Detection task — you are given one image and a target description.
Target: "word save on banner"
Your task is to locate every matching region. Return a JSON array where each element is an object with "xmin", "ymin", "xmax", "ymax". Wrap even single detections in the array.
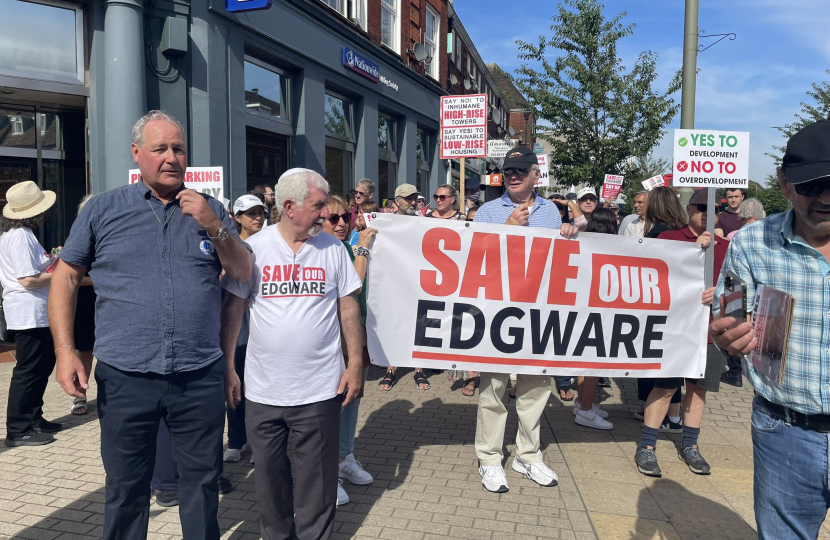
[
  {"xmin": 534, "ymin": 154, "xmax": 550, "ymax": 187},
  {"xmin": 601, "ymin": 174, "xmax": 624, "ymax": 199},
  {"xmin": 365, "ymin": 215, "xmax": 708, "ymax": 378},
  {"xmin": 440, "ymin": 94, "xmax": 487, "ymax": 159},
  {"xmin": 672, "ymin": 129, "xmax": 750, "ymax": 188},
  {"xmin": 129, "ymin": 167, "xmax": 225, "ymax": 201}
]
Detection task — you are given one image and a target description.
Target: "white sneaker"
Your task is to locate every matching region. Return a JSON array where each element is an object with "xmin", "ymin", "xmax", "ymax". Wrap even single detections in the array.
[
  {"xmin": 339, "ymin": 454, "xmax": 373, "ymax": 485},
  {"xmin": 573, "ymin": 402, "xmax": 609, "ymax": 419},
  {"xmin": 511, "ymin": 458, "xmax": 558, "ymax": 487},
  {"xmin": 336, "ymin": 479, "xmax": 349, "ymax": 506},
  {"xmin": 575, "ymin": 408, "xmax": 614, "ymax": 430},
  {"xmin": 223, "ymin": 445, "xmax": 246, "ymax": 463},
  {"xmin": 479, "ymin": 464, "xmax": 509, "ymax": 493},
  {"xmin": 248, "ymin": 454, "xmax": 255, "ymax": 466}
]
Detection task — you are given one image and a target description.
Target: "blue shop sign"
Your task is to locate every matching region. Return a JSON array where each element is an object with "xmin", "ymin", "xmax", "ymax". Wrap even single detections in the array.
[
  {"xmin": 226, "ymin": 0, "xmax": 272, "ymax": 12},
  {"xmin": 343, "ymin": 47, "xmax": 380, "ymax": 83}
]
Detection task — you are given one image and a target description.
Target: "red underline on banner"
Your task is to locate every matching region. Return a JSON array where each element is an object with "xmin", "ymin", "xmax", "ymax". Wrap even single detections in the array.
[
  {"xmin": 411, "ymin": 351, "xmax": 661, "ymax": 370},
  {"xmin": 262, "ymin": 294, "xmax": 325, "ymax": 298}
]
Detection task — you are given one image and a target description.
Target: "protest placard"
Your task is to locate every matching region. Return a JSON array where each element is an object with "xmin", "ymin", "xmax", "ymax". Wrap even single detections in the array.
[
  {"xmin": 601, "ymin": 174, "xmax": 624, "ymax": 199},
  {"xmin": 641, "ymin": 175, "xmax": 666, "ymax": 191},
  {"xmin": 440, "ymin": 94, "xmax": 487, "ymax": 159},
  {"xmin": 366, "ymin": 215, "xmax": 708, "ymax": 377},
  {"xmin": 672, "ymin": 129, "xmax": 750, "ymax": 188},
  {"xmin": 129, "ymin": 167, "xmax": 225, "ymax": 201},
  {"xmin": 534, "ymin": 154, "xmax": 550, "ymax": 187}
]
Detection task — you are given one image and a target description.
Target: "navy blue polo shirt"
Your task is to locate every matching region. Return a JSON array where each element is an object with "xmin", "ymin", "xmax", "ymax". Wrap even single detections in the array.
[{"xmin": 60, "ymin": 181, "xmax": 243, "ymax": 374}]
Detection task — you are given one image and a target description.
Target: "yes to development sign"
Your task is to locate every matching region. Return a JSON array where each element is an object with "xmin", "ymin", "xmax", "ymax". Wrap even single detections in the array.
[
  {"xmin": 129, "ymin": 167, "xmax": 225, "ymax": 201},
  {"xmin": 440, "ymin": 94, "xmax": 487, "ymax": 159},
  {"xmin": 672, "ymin": 130, "xmax": 750, "ymax": 188}
]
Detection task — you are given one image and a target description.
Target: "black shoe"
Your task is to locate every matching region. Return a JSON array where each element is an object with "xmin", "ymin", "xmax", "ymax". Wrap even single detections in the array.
[
  {"xmin": 658, "ymin": 416, "xmax": 683, "ymax": 434},
  {"xmin": 679, "ymin": 446, "xmax": 711, "ymax": 475},
  {"xmin": 634, "ymin": 447, "xmax": 662, "ymax": 477},
  {"xmin": 218, "ymin": 474, "xmax": 234, "ymax": 495},
  {"xmin": 153, "ymin": 488, "xmax": 179, "ymax": 507},
  {"xmin": 720, "ymin": 370, "xmax": 743, "ymax": 388},
  {"xmin": 37, "ymin": 420, "xmax": 63, "ymax": 434},
  {"xmin": 597, "ymin": 377, "xmax": 612, "ymax": 388},
  {"xmin": 5, "ymin": 431, "xmax": 55, "ymax": 447}
]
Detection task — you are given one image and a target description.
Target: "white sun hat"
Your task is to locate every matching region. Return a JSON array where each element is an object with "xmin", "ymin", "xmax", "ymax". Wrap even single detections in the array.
[{"xmin": 3, "ymin": 181, "xmax": 56, "ymax": 219}]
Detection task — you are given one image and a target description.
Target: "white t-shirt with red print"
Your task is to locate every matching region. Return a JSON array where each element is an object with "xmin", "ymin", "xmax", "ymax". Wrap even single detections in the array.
[{"xmin": 223, "ymin": 225, "xmax": 361, "ymax": 406}]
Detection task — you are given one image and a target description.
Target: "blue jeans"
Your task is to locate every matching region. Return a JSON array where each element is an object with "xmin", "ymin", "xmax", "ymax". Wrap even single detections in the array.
[
  {"xmin": 339, "ymin": 366, "xmax": 369, "ymax": 459},
  {"xmin": 752, "ymin": 398, "xmax": 830, "ymax": 540}
]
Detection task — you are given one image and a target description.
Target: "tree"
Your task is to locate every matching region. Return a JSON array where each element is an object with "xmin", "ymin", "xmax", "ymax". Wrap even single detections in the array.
[
  {"xmin": 754, "ymin": 175, "xmax": 791, "ymax": 215},
  {"xmin": 512, "ymin": 0, "xmax": 680, "ymax": 190},
  {"xmin": 618, "ymin": 153, "xmax": 671, "ymax": 214}
]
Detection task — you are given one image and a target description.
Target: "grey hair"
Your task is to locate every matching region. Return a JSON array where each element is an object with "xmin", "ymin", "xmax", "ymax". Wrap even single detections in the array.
[
  {"xmin": 738, "ymin": 197, "xmax": 766, "ymax": 221},
  {"xmin": 356, "ymin": 178, "xmax": 375, "ymax": 194},
  {"xmin": 132, "ymin": 110, "xmax": 186, "ymax": 146},
  {"xmin": 77, "ymin": 194, "xmax": 93, "ymax": 215},
  {"xmin": 531, "ymin": 164, "xmax": 540, "ymax": 172},
  {"xmin": 275, "ymin": 170, "xmax": 329, "ymax": 216}
]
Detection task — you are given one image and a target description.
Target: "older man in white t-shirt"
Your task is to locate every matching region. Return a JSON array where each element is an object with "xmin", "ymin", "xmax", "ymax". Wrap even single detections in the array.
[{"xmin": 221, "ymin": 169, "xmax": 363, "ymax": 540}]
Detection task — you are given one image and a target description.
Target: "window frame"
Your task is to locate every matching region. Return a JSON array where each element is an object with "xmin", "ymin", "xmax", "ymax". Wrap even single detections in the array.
[
  {"xmin": 324, "ymin": 90, "xmax": 355, "ymax": 142},
  {"xmin": 243, "ymin": 55, "xmax": 292, "ymax": 131},
  {"xmin": 380, "ymin": 0, "xmax": 400, "ymax": 53},
  {"xmin": 424, "ymin": 5, "xmax": 440, "ymax": 80}
]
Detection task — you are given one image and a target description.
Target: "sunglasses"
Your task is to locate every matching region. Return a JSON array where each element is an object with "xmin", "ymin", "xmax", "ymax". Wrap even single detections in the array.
[
  {"xmin": 401, "ymin": 194, "xmax": 419, "ymax": 202},
  {"xmin": 355, "ymin": 190, "xmax": 368, "ymax": 197},
  {"xmin": 327, "ymin": 212, "xmax": 351, "ymax": 225},
  {"xmin": 433, "ymin": 194, "xmax": 452, "ymax": 201},
  {"xmin": 503, "ymin": 167, "xmax": 531, "ymax": 177},
  {"xmin": 580, "ymin": 197, "xmax": 597, "ymax": 203},
  {"xmin": 693, "ymin": 204, "xmax": 708, "ymax": 213},
  {"xmin": 794, "ymin": 178, "xmax": 830, "ymax": 197}
]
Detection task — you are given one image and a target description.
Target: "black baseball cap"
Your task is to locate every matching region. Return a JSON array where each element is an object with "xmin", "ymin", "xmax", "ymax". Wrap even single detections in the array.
[
  {"xmin": 782, "ymin": 120, "xmax": 830, "ymax": 184},
  {"xmin": 502, "ymin": 146, "xmax": 538, "ymax": 169}
]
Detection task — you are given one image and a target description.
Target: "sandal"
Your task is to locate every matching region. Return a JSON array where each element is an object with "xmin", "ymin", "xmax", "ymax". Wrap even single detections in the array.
[
  {"xmin": 378, "ymin": 370, "xmax": 395, "ymax": 391},
  {"xmin": 558, "ymin": 388, "xmax": 574, "ymax": 401},
  {"xmin": 461, "ymin": 377, "xmax": 479, "ymax": 397},
  {"xmin": 414, "ymin": 370, "xmax": 430, "ymax": 390},
  {"xmin": 71, "ymin": 397, "xmax": 88, "ymax": 415}
]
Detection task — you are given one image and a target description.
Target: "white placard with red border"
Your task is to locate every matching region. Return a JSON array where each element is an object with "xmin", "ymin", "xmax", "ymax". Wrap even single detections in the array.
[
  {"xmin": 641, "ymin": 175, "xmax": 666, "ymax": 191},
  {"xmin": 440, "ymin": 94, "xmax": 487, "ymax": 159},
  {"xmin": 365, "ymin": 214, "xmax": 708, "ymax": 377},
  {"xmin": 601, "ymin": 174, "xmax": 624, "ymax": 199},
  {"xmin": 129, "ymin": 167, "xmax": 225, "ymax": 201},
  {"xmin": 534, "ymin": 154, "xmax": 550, "ymax": 187}
]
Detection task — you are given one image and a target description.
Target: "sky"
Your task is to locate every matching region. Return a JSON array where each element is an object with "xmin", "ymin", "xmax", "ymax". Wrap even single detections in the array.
[{"xmin": 453, "ymin": 0, "xmax": 830, "ymax": 186}]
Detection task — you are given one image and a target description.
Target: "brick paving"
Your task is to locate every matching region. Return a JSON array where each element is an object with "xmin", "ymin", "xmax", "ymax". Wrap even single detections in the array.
[{"xmin": 0, "ymin": 360, "xmax": 822, "ymax": 539}]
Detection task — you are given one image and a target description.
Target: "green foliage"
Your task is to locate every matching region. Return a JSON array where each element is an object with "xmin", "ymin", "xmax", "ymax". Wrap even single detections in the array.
[
  {"xmin": 618, "ymin": 154, "xmax": 671, "ymax": 214},
  {"xmin": 767, "ymin": 69, "xmax": 830, "ymax": 163},
  {"xmin": 512, "ymin": 0, "xmax": 679, "ymax": 190},
  {"xmin": 754, "ymin": 175, "xmax": 791, "ymax": 215}
]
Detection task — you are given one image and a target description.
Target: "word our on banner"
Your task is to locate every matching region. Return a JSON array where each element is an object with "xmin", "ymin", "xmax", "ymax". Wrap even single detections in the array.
[
  {"xmin": 534, "ymin": 154, "xmax": 550, "ymax": 187},
  {"xmin": 641, "ymin": 174, "xmax": 665, "ymax": 191},
  {"xmin": 365, "ymin": 214, "xmax": 709, "ymax": 378},
  {"xmin": 672, "ymin": 129, "xmax": 750, "ymax": 188},
  {"xmin": 601, "ymin": 174, "xmax": 624, "ymax": 199},
  {"xmin": 440, "ymin": 94, "xmax": 487, "ymax": 159},
  {"xmin": 129, "ymin": 167, "xmax": 225, "ymax": 201}
]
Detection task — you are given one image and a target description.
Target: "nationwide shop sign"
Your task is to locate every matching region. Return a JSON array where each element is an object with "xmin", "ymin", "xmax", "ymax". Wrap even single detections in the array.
[
  {"xmin": 343, "ymin": 47, "xmax": 380, "ymax": 83},
  {"xmin": 226, "ymin": 0, "xmax": 272, "ymax": 12},
  {"xmin": 129, "ymin": 167, "xmax": 225, "ymax": 201},
  {"xmin": 534, "ymin": 154, "xmax": 550, "ymax": 187},
  {"xmin": 366, "ymin": 215, "xmax": 708, "ymax": 377},
  {"xmin": 601, "ymin": 174, "xmax": 624, "ymax": 199},
  {"xmin": 672, "ymin": 129, "xmax": 750, "ymax": 188},
  {"xmin": 641, "ymin": 175, "xmax": 666, "ymax": 191},
  {"xmin": 440, "ymin": 94, "xmax": 487, "ymax": 159}
]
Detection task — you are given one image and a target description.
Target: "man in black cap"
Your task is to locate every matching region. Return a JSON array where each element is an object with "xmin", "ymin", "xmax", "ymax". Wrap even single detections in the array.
[
  {"xmin": 473, "ymin": 146, "xmax": 578, "ymax": 493},
  {"xmin": 711, "ymin": 120, "xmax": 830, "ymax": 539}
]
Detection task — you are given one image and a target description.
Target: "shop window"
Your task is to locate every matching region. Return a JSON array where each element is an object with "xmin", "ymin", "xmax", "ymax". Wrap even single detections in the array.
[
  {"xmin": 325, "ymin": 91, "xmax": 355, "ymax": 198},
  {"xmin": 378, "ymin": 114, "xmax": 398, "ymax": 199},
  {"xmin": 378, "ymin": 115, "xmax": 394, "ymax": 150},
  {"xmin": 0, "ymin": 109, "xmax": 35, "ymax": 148},
  {"xmin": 246, "ymin": 126, "xmax": 289, "ymax": 193},
  {"xmin": 424, "ymin": 6, "xmax": 439, "ymax": 80},
  {"xmin": 381, "ymin": 0, "xmax": 399, "ymax": 52},
  {"xmin": 416, "ymin": 129, "xmax": 431, "ymax": 195},
  {"xmin": 244, "ymin": 58, "xmax": 289, "ymax": 123},
  {"xmin": 325, "ymin": 94, "xmax": 352, "ymax": 139},
  {"xmin": 0, "ymin": 0, "xmax": 84, "ymax": 85}
]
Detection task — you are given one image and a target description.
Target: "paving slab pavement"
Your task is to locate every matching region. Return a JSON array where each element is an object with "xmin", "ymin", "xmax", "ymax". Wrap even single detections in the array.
[{"xmin": 0, "ymin": 360, "xmax": 814, "ymax": 539}]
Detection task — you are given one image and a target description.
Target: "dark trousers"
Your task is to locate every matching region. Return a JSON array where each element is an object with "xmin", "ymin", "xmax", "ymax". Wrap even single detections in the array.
[
  {"xmin": 151, "ymin": 419, "xmax": 179, "ymax": 492},
  {"xmin": 725, "ymin": 353, "xmax": 742, "ymax": 375},
  {"xmin": 247, "ymin": 396, "xmax": 341, "ymax": 540},
  {"xmin": 638, "ymin": 378, "xmax": 681, "ymax": 404},
  {"xmin": 226, "ymin": 344, "xmax": 247, "ymax": 449},
  {"xmin": 6, "ymin": 327, "xmax": 55, "ymax": 437},
  {"xmin": 553, "ymin": 376, "xmax": 572, "ymax": 391},
  {"xmin": 95, "ymin": 359, "xmax": 226, "ymax": 540}
]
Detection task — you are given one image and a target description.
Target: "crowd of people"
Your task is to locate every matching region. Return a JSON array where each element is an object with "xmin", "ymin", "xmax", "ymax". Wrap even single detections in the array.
[{"xmin": 0, "ymin": 109, "xmax": 828, "ymax": 540}]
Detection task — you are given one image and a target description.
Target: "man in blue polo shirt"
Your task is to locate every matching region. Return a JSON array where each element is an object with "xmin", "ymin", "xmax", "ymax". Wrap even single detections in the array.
[
  {"xmin": 473, "ymin": 146, "xmax": 578, "ymax": 493},
  {"xmin": 47, "ymin": 110, "xmax": 252, "ymax": 540}
]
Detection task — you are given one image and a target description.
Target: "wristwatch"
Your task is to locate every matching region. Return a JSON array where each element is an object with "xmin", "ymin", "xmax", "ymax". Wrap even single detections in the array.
[{"xmin": 208, "ymin": 225, "xmax": 230, "ymax": 242}]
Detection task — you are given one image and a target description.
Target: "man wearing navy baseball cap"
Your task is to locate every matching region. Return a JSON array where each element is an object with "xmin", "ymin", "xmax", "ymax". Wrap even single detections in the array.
[{"xmin": 711, "ymin": 120, "xmax": 830, "ymax": 539}]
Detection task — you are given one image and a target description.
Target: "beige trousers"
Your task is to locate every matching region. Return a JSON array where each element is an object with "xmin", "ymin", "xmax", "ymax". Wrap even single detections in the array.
[{"xmin": 475, "ymin": 373, "xmax": 551, "ymax": 466}]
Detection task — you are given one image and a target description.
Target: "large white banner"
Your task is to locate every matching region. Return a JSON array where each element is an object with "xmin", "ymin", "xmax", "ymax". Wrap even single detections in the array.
[{"xmin": 366, "ymin": 215, "xmax": 708, "ymax": 378}]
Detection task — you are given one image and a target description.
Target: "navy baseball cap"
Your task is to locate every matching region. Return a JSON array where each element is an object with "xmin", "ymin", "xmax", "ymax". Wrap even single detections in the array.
[
  {"xmin": 502, "ymin": 146, "xmax": 538, "ymax": 169},
  {"xmin": 782, "ymin": 120, "xmax": 830, "ymax": 184}
]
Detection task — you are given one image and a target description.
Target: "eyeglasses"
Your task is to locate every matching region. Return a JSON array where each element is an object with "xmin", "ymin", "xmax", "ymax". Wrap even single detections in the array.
[
  {"xmin": 580, "ymin": 197, "xmax": 597, "ymax": 203},
  {"xmin": 327, "ymin": 213, "xmax": 351, "ymax": 225},
  {"xmin": 355, "ymin": 190, "xmax": 368, "ymax": 197},
  {"xmin": 401, "ymin": 194, "xmax": 419, "ymax": 203},
  {"xmin": 503, "ymin": 167, "xmax": 530, "ymax": 177},
  {"xmin": 693, "ymin": 204, "xmax": 707, "ymax": 213},
  {"xmin": 433, "ymin": 194, "xmax": 452, "ymax": 201},
  {"xmin": 794, "ymin": 178, "xmax": 830, "ymax": 197}
]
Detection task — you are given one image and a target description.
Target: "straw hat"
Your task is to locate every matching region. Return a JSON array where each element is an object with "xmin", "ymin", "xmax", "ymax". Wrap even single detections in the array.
[{"xmin": 3, "ymin": 181, "xmax": 56, "ymax": 219}]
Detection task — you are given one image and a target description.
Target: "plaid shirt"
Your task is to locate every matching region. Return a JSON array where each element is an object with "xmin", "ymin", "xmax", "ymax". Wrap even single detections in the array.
[{"xmin": 714, "ymin": 210, "xmax": 830, "ymax": 414}]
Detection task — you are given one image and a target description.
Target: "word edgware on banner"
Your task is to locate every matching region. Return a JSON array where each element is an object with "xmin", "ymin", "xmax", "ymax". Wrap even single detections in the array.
[{"xmin": 366, "ymin": 215, "xmax": 708, "ymax": 378}]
